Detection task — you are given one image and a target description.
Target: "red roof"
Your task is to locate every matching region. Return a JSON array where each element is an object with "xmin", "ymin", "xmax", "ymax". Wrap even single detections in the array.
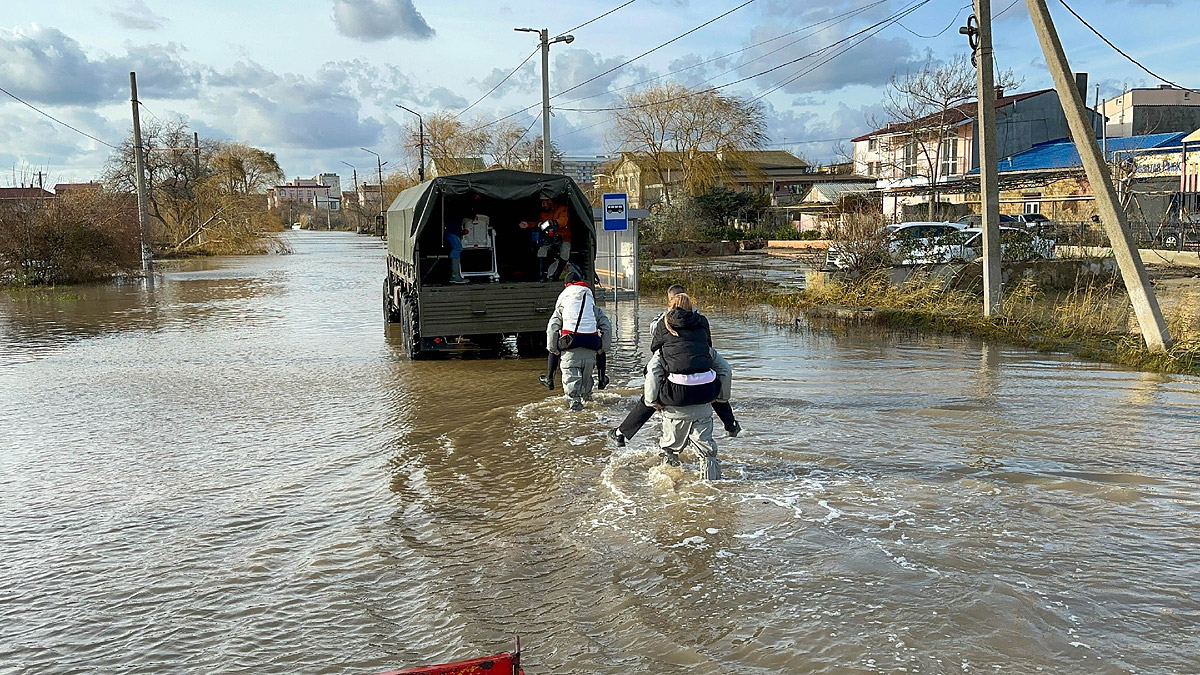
[
  {"xmin": 851, "ymin": 89, "xmax": 1053, "ymax": 142},
  {"xmin": 0, "ymin": 187, "xmax": 55, "ymax": 200}
]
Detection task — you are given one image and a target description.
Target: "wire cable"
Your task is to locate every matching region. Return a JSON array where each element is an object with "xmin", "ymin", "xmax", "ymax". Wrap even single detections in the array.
[
  {"xmin": 995, "ymin": 0, "xmax": 1020, "ymax": 18},
  {"xmin": 0, "ymin": 84, "xmax": 119, "ymax": 149},
  {"xmin": 556, "ymin": 0, "xmax": 640, "ymax": 37},
  {"xmin": 552, "ymin": 0, "xmax": 762, "ymax": 100},
  {"xmin": 560, "ymin": 0, "xmax": 889, "ymax": 105},
  {"xmin": 555, "ymin": 0, "xmax": 930, "ymax": 113},
  {"xmin": 465, "ymin": 0, "xmax": 761, "ymax": 134},
  {"xmin": 896, "ymin": 3, "xmax": 970, "ymax": 39},
  {"xmin": 453, "ymin": 47, "xmax": 539, "ymax": 120},
  {"xmin": 1057, "ymin": 0, "xmax": 1197, "ymax": 93}
]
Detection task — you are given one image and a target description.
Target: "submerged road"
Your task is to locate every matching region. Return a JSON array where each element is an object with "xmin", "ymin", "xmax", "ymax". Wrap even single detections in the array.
[{"xmin": 1, "ymin": 231, "xmax": 1198, "ymax": 674}]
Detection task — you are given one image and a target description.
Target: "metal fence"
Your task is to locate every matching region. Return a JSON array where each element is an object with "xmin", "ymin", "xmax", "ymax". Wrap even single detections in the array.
[{"xmin": 1044, "ymin": 220, "xmax": 1200, "ymax": 251}]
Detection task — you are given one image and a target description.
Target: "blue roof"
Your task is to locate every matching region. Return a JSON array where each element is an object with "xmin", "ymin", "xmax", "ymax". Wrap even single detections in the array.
[{"xmin": 969, "ymin": 132, "xmax": 1188, "ymax": 174}]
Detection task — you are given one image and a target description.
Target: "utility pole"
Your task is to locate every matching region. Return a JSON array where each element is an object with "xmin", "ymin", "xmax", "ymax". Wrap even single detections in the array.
[
  {"xmin": 129, "ymin": 71, "xmax": 153, "ymax": 272},
  {"xmin": 965, "ymin": 1, "xmax": 1003, "ymax": 315},
  {"xmin": 194, "ymin": 131, "xmax": 201, "ymax": 173},
  {"xmin": 516, "ymin": 27, "xmax": 574, "ymax": 174},
  {"xmin": 342, "ymin": 161, "xmax": 360, "ymax": 232},
  {"xmin": 1025, "ymin": 0, "xmax": 1172, "ymax": 351},
  {"xmin": 396, "ymin": 104, "xmax": 425, "ymax": 182}
]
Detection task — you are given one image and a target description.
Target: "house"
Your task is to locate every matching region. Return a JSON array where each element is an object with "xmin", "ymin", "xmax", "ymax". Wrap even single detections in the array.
[
  {"xmin": 0, "ymin": 187, "xmax": 55, "ymax": 201},
  {"xmin": 789, "ymin": 181, "xmax": 878, "ymax": 233},
  {"xmin": 605, "ymin": 150, "xmax": 817, "ymax": 209},
  {"xmin": 852, "ymin": 82, "xmax": 1104, "ymax": 220},
  {"xmin": 426, "ymin": 157, "xmax": 487, "ymax": 179},
  {"xmin": 1100, "ymin": 85, "xmax": 1200, "ymax": 138},
  {"xmin": 53, "ymin": 182, "xmax": 102, "ymax": 196},
  {"xmin": 945, "ymin": 131, "xmax": 1191, "ymax": 224},
  {"xmin": 267, "ymin": 175, "xmax": 340, "ymax": 211}
]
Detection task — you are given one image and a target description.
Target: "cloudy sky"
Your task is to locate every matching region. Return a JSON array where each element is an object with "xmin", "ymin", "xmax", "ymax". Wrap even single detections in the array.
[{"xmin": 2, "ymin": 0, "xmax": 1195, "ymax": 188}]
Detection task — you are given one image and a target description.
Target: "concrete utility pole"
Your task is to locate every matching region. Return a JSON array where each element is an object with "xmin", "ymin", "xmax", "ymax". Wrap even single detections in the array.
[
  {"xmin": 361, "ymin": 147, "xmax": 387, "ymax": 236},
  {"xmin": 1025, "ymin": 0, "xmax": 1172, "ymax": 351},
  {"xmin": 129, "ymin": 71, "xmax": 153, "ymax": 272},
  {"xmin": 974, "ymin": 0, "xmax": 1003, "ymax": 315},
  {"xmin": 516, "ymin": 27, "xmax": 574, "ymax": 174}
]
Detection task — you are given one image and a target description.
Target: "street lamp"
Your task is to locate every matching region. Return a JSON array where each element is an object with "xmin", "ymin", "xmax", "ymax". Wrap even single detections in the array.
[
  {"xmin": 361, "ymin": 147, "xmax": 388, "ymax": 235},
  {"xmin": 515, "ymin": 27, "xmax": 574, "ymax": 174},
  {"xmin": 340, "ymin": 161, "xmax": 361, "ymax": 231},
  {"xmin": 395, "ymin": 104, "xmax": 425, "ymax": 182}
]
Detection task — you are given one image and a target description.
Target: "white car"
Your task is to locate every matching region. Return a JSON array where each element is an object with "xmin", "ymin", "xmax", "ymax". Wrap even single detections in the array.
[
  {"xmin": 825, "ymin": 221, "xmax": 966, "ymax": 269},
  {"xmin": 930, "ymin": 226, "xmax": 1057, "ymax": 262}
]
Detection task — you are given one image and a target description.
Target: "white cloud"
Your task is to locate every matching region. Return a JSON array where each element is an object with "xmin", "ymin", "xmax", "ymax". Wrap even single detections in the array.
[
  {"xmin": 106, "ymin": 0, "xmax": 169, "ymax": 31},
  {"xmin": 331, "ymin": 0, "xmax": 435, "ymax": 42}
]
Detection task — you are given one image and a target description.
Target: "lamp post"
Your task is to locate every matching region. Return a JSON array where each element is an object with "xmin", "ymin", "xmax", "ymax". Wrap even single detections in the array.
[
  {"xmin": 340, "ymin": 161, "xmax": 360, "ymax": 232},
  {"xmin": 515, "ymin": 27, "xmax": 574, "ymax": 174},
  {"xmin": 361, "ymin": 148, "xmax": 388, "ymax": 236},
  {"xmin": 395, "ymin": 104, "xmax": 425, "ymax": 182}
]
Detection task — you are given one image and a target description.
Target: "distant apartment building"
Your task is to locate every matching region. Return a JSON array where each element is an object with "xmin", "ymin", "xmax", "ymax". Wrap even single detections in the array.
[
  {"xmin": 559, "ymin": 155, "xmax": 614, "ymax": 186},
  {"xmin": 1100, "ymin": 85, "xmax": 1200, "ymax": 138},
  {"xmin": 268, "ymin": 175, "xmax": 341, "ymax": 211}
]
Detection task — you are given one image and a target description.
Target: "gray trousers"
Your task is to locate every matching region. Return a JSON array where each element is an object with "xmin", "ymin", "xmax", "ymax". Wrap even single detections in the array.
[
  {"xmin": 660, "ymin": 411, "xmax": 720, "ymax": 480},
  {"xmin": 560, "ymin": 348, "xmax": 596, "ymax": 404}
]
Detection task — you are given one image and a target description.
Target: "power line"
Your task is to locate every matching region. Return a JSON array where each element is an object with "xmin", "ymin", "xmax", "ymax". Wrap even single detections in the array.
[
  {"xmin": 552, "ymin": 0, "xmax": 762, "ymax": 100},
  {"xmin": 453, "ymin": 47, "xmax": 539, "ymax": 120},
  {"xmin": 0, "ymin": 84, "xmax": 119, "ymax": 149},
  {"xmin": 560, "ymin": 0, "xmax": 890, "ymax": 105},
  {"xmin": 1057, "ymin": 0, "xmax": 1197, "ymax": 93},
  {"xmin": 501, "ymin": 115, "xmax": 542, "ymax": 158},
  {"xmin": 896, "ymin": 3, "xmax": 970, "ymax": 39},
  {"xmin": 746, "ymin": 0, "xmax": 931, "ymax": 103},
  {"xmin": 995, "ymin": 0, "xmax": 1020, "ymax": 18},
  {"xmin": 556, "ymin": 0, "xmax": 640, "ymax": 37},
  {"xmin": 555, "ymin": 0, "xmax": 930, "ymax": 113},
  {"xmin": 462, "ymin": 0, "xmax": 760, "ymax": 134}
]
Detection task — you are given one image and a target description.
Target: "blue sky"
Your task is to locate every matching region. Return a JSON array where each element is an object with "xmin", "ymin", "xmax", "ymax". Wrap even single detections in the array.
[{"xmin": 1, "ymin": 0, "xmax": 1195, "ymax": 188}]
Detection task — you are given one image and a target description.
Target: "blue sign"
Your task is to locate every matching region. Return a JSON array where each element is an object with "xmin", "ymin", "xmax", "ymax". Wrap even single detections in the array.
[{"xmin": 602, "ymin": 193, "xmax": 628, "ymax": 231}]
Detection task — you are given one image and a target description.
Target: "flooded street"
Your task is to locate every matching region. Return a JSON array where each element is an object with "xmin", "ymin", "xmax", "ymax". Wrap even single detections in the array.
[{"xmin": 2, "ymin": 231, "xmax": 1199, "ymax": 674}]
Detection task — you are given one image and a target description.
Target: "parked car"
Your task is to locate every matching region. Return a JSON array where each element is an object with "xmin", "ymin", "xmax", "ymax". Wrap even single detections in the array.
[
  {"xmin": 929, "ymin": 226, "xmax": 1056, "ymax": 262},
  {"xmin": 1010, "ymin": 213, "xmax": 1050, "ymax": 227},
  {"xmin": 825, "ymin": 221, "xmax": 966, "ymax": 269},
  {"xmin": 954, "ymin": 213, "xmax": 1018, "ymax": 227}
]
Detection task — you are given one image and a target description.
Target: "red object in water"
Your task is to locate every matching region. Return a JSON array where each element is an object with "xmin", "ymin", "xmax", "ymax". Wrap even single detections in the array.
[{"xmin": 375, "ymin": 639, "xmax": 523, "ymax": 675}]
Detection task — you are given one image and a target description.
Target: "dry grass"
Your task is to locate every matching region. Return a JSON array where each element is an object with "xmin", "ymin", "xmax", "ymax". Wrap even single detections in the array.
[{"xmin": 645, "ymin": 265, "xmax": 1200, "ymax": 375}]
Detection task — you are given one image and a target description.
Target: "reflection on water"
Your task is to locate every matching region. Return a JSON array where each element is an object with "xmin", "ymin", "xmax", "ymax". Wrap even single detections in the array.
[{"xmin": 2, "ymin": 232, "xmax": 1199, "ymax": 674}]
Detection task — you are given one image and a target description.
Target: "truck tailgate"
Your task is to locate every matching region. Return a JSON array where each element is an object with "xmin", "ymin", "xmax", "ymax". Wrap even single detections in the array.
[{"xmin": 419, "ymin": 283, "xmax": 561, "ymax": 335}]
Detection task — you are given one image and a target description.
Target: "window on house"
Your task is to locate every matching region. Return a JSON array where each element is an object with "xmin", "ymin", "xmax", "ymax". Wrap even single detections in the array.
[
  {"xmin": 903, "ymin": 139, "xmax": 919, "ymax": 177},
  {"xmin": 868, "ymin": 138, "xmax": 878, "ymax": 151},
  {"xmin": 940, "ymin": 137, "xmax": 959, "ymax": 176},
  {"xmin": 1024, "ymin": 201, "xmax": 1041, "ymax": 214}
]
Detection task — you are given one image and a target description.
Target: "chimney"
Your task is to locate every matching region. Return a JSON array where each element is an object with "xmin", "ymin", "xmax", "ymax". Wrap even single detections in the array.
[
  {"xmin": 994, "ymin": 86, "xmax": 1005, "ymax": 100},
  {"xmin": 1074, "ymin": 72, "xmax": 1088, "ymax": 104}
]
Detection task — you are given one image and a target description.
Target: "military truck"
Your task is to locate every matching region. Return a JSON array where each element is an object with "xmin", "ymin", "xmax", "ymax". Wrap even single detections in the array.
[{"xmin": 384, "ymin": 169, "xmax": 596, "ymax": 358}]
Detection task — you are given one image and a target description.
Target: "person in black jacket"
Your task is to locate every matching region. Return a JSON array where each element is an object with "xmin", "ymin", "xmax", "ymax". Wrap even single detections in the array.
[{"xmin": 608, "ymin": 288, "xmax": 739, "ymax": 447}]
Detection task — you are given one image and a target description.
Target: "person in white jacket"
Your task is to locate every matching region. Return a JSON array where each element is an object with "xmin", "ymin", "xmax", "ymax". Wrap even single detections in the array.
[
  {"xmin": 643, "ymin": 348, "xmax": 732, "ymax": 480},
  {"xmin": 544, "ymin": 269, "xmax": 612, "ymax": 411}
]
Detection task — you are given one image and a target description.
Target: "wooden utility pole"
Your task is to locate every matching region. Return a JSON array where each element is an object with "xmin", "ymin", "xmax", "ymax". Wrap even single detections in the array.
[
  {"xmin": 974, "ymin": 0, "xmax": 1003, "ymax": 316},
  {"xmin": 129, "ymin": 72, "xmax": 153, "ymax": 272},
  {"xmin": 1025, "ymin": 0, "xmax": 1172, "ymax": 351}
]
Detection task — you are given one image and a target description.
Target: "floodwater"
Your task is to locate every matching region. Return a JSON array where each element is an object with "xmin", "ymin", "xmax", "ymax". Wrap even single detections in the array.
[{"xmin": 2, "ymin": 232, "xmax": 1198, "ymax": 674}]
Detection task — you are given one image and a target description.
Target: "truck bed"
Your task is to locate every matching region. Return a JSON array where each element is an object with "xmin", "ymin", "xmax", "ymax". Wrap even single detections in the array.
[{"xmin": 418, "ymin": 282, "xmax": 562, "ymax": 336}]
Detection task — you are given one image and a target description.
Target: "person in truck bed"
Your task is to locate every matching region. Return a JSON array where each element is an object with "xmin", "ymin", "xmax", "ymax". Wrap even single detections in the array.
[{"xmin": 520, "ymin": 197, "xmax": 571, "ymax": 282}]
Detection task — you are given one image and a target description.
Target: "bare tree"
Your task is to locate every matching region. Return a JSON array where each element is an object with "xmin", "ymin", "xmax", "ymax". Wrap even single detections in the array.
[
  {"xmin": 403, "ymin": 112, "xmax": 489, "ymax": 176},
  {"xmin": 609, "ymin": 84, "xmax": 768, "ymax": 205},
  {"xmin": 875, "ymin": 54, "xmax": 1020, "ymax": 219}
]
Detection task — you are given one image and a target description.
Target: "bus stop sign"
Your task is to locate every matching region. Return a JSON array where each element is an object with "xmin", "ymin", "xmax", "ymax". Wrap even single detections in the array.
[{"xmin": 602, "ymin": 193, "xmax": 628, "ymax": 231}]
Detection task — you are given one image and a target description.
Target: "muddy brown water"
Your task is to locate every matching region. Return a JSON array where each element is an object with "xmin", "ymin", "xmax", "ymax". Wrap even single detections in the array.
[{"xmin": 2, "ymin": 232, "xmax": 1198, "ymax": 674}]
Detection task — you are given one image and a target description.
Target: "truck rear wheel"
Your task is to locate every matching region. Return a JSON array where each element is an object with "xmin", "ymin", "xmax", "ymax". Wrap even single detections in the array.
[{"xmin": 399, "ymin": 292, "xmax": 422, "ymax": 359}]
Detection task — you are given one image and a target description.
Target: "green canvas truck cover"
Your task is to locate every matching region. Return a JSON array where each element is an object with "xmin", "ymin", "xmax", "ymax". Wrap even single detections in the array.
[{"xmin": 386, "ymin": 168, "xmax": 595, "ymax": 265}]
